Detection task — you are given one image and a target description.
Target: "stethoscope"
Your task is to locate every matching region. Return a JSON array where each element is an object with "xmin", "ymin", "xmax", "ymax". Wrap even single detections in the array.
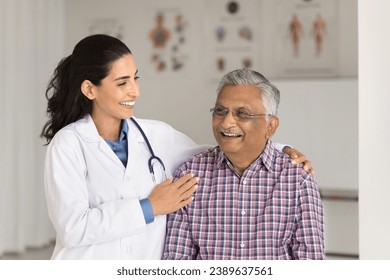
[{"xmin": 130, "ymin": 118, "xmax": 167, "ymax": 184}]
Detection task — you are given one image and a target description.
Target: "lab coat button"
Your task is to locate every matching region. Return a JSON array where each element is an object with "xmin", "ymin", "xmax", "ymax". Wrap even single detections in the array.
[
  {"xmin": 127, "ymin": 246, "xmax": 132, "ymax": 253},
  {"xmin": 126, "ymin": 176, "xmax": 131, "ymax": 181}
]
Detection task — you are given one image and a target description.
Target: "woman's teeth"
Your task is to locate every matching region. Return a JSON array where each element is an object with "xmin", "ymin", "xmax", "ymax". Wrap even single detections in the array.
[{"xmin": 120, "ymin": 101, "xmax": 135, "ymax": 106}]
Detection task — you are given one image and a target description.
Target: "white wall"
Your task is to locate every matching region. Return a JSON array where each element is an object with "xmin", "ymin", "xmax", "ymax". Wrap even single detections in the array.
[
  {"xmin": 359, "ymin": 0, "xmax": 390, "ymax": 260},
  {"xmin": 273, "ymin": 79, "xmax": 358, "ymax": 190}
]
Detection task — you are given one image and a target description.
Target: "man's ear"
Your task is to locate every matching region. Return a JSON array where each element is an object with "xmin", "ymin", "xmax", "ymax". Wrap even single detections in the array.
[
  {"xmin": 81, "ymin": 80, "xmax": 95, "ymax": 100},
  {"xmin": 266, "ymin": 116, "xmax": 279, "ymax": 139}
]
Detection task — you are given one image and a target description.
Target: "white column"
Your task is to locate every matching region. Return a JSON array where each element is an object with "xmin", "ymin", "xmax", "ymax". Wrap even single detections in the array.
[{"xmin": 359, "ymin": 0, "xmax": 390, "ymax": 259}]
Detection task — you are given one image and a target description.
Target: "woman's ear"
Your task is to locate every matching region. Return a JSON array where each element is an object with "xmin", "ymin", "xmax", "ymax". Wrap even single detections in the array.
[
  {"xmin": 266, "ymin": 116, "xmax": 279, "ymax": 139},
  {"xmin": 81, "ymin": 80, "xmax": 95, "ymax": 100}
]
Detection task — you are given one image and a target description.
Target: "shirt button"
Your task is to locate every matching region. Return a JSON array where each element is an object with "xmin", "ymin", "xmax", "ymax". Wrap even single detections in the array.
[
  {"xmin": 242, "ymin": 179, "xmax": 247, "ymax": 185},
  {"xmin": 241, "ymin": 210, "xmax": 246, "ymax": 215},
  {"xmin": 240, "ymin": 243, "xmax": 245, "ymax": 248}
]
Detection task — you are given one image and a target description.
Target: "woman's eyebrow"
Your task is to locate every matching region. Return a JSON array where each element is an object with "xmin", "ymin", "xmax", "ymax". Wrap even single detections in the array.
[
  {"xmin": 114, "ymin": 69, "xmax": 138, "ymax": 81},
  {"xmin": 114, "ymin": 75, "xmax": 130, "ymax": 81}
]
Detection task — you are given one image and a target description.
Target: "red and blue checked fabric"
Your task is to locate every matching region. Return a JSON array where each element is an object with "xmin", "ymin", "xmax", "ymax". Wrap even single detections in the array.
[{"xmin": 163, "ymin": 140, "xmax": 325, "ymax": 260}]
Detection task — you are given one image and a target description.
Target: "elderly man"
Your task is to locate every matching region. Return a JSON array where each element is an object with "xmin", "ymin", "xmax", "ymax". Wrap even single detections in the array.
[{"xmin": 163, "ymin": 69, "xmax": 324, "ymax": 260}]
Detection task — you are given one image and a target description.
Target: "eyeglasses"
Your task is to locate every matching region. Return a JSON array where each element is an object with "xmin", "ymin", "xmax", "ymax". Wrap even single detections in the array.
[{"xmin": 210, "ymin": 106, "xmax": 273, "ymax": 121}]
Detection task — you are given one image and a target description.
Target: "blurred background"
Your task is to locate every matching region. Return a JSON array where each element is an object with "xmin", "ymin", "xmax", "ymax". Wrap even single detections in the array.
[{"xmin": 0, "ymin": 0, "xmax": 389, "ymax": 260}]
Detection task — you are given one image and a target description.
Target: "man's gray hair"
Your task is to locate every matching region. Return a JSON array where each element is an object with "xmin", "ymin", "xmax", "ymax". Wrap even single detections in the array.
[{"xmin": 216, "ymin": 69, "xmax": 280, "ymax": 116}]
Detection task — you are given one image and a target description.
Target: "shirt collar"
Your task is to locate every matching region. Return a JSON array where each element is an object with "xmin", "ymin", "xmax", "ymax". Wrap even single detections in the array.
[
  {"xmin": 258, "ymin": 140, "xmax": 275, "ymax": 171},
  {"xmin": 215, "ymin": 147, "xmax": 226, "ymax": 169},
  {"xmin": 119, "ymin": 119, "xmax": 128, "ymax": 141},
  {"xmin": 215, "ymin": 140, "xmax": 276, "ymax": 172},
  {"xmin": 75, "ymin": 114, "xmax": 130, "ymax": 143},
  {"xmin": 103, "ymin": 119, "xmax": 128, "ymax": 145}
]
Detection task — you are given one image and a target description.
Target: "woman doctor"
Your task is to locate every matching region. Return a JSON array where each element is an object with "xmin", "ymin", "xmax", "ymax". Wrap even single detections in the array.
[{"xmin": 41, "ymin": 34, "xmax": 313, "ymax": 260}]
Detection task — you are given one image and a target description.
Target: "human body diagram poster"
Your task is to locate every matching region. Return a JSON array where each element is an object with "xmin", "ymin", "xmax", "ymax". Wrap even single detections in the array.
[
  {"xmin": 144, "ymin": 6, "xmax": 190, "ymax": 75},
  {"xmin": 275, "ymin": 0, "xmax": 338, "ymax": 78},
  {"xmin": 84, "ymin": 0, "xmax": 341, "ymax": 79},
  {"xmin": 203, "ymin": 0, "xmax": 260, "ymax": 82}
]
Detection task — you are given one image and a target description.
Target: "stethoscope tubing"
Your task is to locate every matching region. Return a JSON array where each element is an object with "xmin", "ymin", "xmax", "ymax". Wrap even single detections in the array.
[{"xmin": 130, "ymin": 117, "xmax": 166, "ymax": 178}]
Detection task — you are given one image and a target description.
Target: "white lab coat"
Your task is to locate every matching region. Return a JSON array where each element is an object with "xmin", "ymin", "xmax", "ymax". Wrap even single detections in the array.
[{"xmin": 44, "ymin": 114, "xmax": 205, "ymax": 259}]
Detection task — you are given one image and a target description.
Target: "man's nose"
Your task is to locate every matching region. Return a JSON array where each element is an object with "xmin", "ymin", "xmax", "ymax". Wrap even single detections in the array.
[{"xmin": 220, "ymin": 110, "xmax": 237, "ymax": 127}]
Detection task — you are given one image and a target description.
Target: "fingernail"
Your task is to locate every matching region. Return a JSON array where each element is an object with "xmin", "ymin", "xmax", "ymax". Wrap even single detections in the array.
[
  {"xmin": 291, "ymin": 160, "xmax": 296, "ymax": 164},
  {"xmin": 194, "ymin": 185, "xmax": 198, "ymax": 190},
  {"xmin": 196, "ymin": 177, "xmax": 200, "ymax": 182}
]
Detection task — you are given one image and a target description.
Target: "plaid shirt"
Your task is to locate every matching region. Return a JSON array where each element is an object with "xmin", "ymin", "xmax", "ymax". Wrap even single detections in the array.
[{"xmin": 163, "ymin": 140, "xmax": 325, "ymax": 260}]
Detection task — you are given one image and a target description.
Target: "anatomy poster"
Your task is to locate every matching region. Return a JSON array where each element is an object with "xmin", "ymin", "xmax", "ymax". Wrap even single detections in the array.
[
  {"xmin": 203, "ymin": 0, "xmax": 260, "ymax": 82},
  {"xmin": 275, "ymin": 0, "xmax": 338, "ymax": 78},
  {"xmin": 143, "ymin": 6, "xmax": 190, "ymax": 75}
]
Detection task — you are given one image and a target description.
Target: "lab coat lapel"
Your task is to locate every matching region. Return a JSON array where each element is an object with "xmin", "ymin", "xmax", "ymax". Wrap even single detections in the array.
[
  {"xmin": 98, "ymin": 140, "xmax": 125, "ymax": 169},
  {"xmin": 76, "ymin": 114, "xmax": 125, "ymax": 170}
]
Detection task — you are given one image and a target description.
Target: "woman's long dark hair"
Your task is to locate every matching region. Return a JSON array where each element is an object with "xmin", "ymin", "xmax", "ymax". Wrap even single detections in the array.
[{"xmin": 40, "ymin": 34, "xmax": 132, "ymax": 144}]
